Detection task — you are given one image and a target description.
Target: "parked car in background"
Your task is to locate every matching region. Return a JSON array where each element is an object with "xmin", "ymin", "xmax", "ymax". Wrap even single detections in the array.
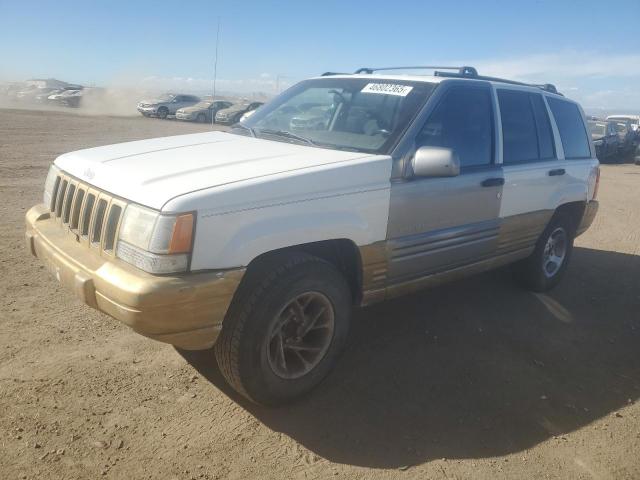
[
  {"xmin": 635, "ymin": 144, "xmax": 640, "ymax": 165},
  {"xmin": 176, "ymin": 99, "xmax": 233, "ymax": 123},
  {"xmin": 588, "ymin": 120, "xmax": 620, "ymax": 163},
  {"xmin": 137, "ymin": 94, "xmax": 200, "ymax": 119},
  {"xmin": 59, "ymin": 89, "xmax": 86, "ymax": 107},
  {"xmin": 35, "ymin": 88, "xmax": 63, "ymax": 103},
  {"xmin": 607, "ymin": 114, "xmax": 640, "ymax": 132},
  {"xmin": 611, "ymin": 119, "xmax": 636, "ymax": 156},
  {"xmin": 48, "ymin": 88, "xmax": 83, "ymax": 104},
  {"xmin": 215, "ymin": 101, "xmax": 263, "ymax": 124}
]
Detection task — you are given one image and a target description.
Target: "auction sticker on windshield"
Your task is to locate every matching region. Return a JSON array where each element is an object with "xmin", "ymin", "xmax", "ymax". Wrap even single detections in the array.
[{"xmin": 361, "ymin": 83, "xmax": 414, "ymax": 96}]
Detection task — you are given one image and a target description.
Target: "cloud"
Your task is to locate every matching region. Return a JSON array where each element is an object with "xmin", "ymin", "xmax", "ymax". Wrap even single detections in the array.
[
  {"xmin": 472, "ymin": 51, "xmax": 640, "ymax": 81},
  {"xmin": 468, "ymin": 51, "xmax": 640, "ymax": 110}
]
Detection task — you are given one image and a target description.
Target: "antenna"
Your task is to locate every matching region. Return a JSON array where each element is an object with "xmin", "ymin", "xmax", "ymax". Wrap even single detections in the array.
[{"xmin": 211, "ymin": 17, "xmax": 221, "ymax": 128}]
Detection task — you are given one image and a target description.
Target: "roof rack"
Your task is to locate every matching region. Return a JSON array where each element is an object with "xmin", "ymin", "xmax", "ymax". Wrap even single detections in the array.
[
  {"xmin": 328, "ymin": 65, "xmax": 561, "ymax": 95},
  {"xmin": 321, "ymin": 72, "xmax": 349, "ymax": 76},
  {"xmin": 354, "ymin": 66, "xmax": 478, "ymax": 76},
  {"xmin": 432, "ymin": 69, "xmax": 562, "ymax": 95}
]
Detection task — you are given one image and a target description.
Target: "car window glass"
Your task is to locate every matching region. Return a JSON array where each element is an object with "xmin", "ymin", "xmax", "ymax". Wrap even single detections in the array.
[
  {"xmin": 531, "ymin": 94, "xmax": 555, "ymax": 159},
  {"xmin": 498, "ymin": 90, "xmax": 539, "ymax": 164},
  {"xmin": 547, "ymin": 97, "xmax": 590, "ymax": 159},
  {"xmin": 415, "ymin": 86, "xmax": 493, "ymax": 168}
]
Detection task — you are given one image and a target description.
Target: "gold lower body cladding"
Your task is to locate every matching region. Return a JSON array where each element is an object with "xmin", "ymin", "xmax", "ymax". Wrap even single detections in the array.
[{"xmin": 25, "ymin": 204, "xmax": 244, "ymax": 350}]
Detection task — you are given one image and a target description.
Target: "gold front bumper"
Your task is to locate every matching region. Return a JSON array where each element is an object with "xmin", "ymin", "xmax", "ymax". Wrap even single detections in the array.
[{"xmin": 25, "ymin": 204, "xmax": 244, "ymax": 350}]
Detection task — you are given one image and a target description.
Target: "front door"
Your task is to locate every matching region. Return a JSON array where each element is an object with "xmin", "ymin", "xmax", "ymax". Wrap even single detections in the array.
[{"xmin": 386, "ymin": 83, "xmax": 503, "ymax": 284}]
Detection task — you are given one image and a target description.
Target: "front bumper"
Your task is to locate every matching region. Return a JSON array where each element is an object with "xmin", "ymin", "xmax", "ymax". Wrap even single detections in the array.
[
  {"xmin": 25, "ymin": 204, "xmax": 244, "ymax": 350},
  {"xmin": 576, "ymin": 200, "xmax": 599, "ymax": 236}
]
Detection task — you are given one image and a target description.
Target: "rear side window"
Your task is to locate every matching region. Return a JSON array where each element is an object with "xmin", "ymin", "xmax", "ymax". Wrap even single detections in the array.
[
  {"xmin": 498, "ymin": 90, "xmax": 539, "ymax": 164},
  {"xmin": 547, "ymin": 97, "xmax": 591, "ymax": 159},
  {"xmin": 530, "ymin": 94, "xmax": 555, "ymax": 159},
  {"xmin": 416, "ymin": 86, "xmax": 493, "ymax": 168},
  {"xmin": 498, "ymin": 90, "xmax": 556, "ymax": 164}
]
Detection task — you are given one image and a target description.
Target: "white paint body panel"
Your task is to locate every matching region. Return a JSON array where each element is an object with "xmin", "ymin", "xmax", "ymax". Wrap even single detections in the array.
[
  {"xmin": 54, "ymin": 131, "xmax": 378, "ymax": 211},
  {"xmin": 499, "ymin": 159, "xmax": 595, "ymax": 218},
  {"xmin": 53, "ymin": 131, "xmax": 392, "ymax": 269}
]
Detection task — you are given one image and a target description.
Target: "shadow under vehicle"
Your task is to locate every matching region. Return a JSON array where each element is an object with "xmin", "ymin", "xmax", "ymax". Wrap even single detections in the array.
[{"xmin": 179, "ymin": 246, "xmax": 640, "ymax": 469}]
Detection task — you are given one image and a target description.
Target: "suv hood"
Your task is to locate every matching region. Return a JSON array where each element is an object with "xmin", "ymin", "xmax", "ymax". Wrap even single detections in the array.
[{"xmin": 54, "ymin": 131, "xmax": 371, "ymax": 211}]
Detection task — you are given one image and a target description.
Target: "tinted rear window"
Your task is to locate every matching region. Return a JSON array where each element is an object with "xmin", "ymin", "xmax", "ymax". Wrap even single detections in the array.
[
  {"xmin": 547, "ymin": 97, "xmax": 591, "ymax": 159},
  {"xmin": 498, "ymin": 90, "xmax": 539, "ymax": 164},
  {"xmin": 531, "ymin": 94, "xmax": 555, "ymax": 160}
]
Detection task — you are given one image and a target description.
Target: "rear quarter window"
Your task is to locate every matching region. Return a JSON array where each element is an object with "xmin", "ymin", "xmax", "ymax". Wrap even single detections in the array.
[{"xmin": 547, "ymin": 97, "xmax": 591, "ymax": 159}]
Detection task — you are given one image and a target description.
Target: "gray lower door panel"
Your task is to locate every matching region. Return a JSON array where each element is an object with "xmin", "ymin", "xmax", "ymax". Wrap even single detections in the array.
[
  {"xmin": 386, "ymin": 169, "xmax": 503, "ymax": 283},
  {"xmin": 387, "ymin": 219, "xmax": 500, "ymax": 282}
]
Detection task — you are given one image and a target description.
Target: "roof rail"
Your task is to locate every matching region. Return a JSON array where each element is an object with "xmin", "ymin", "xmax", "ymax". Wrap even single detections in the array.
[
  {"xmin": 321, "ymin": 72, "xmax": 348, "ymax": 76},
  {"xmin": 355, "ymin": 66, "xmax": 478, "ymax": 76},
  {"xmin": 433, "ymin": 70, "xmax": 562, "ymax": 95}
]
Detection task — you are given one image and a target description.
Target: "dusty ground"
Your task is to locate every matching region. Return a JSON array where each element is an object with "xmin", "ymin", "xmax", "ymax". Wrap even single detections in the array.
[{"xmin": 1, "ymin": 108, "xmax": 639, "ymax": 480}]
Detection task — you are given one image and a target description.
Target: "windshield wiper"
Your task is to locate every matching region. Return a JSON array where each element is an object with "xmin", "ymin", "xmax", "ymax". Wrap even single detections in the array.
[
  {"xmin": 232, "ymin": 123, "xmax": 256, "ymax": 137},
  {"xmin": 256, "ymin": 129, "xmax": 317, "ymax": 146}
]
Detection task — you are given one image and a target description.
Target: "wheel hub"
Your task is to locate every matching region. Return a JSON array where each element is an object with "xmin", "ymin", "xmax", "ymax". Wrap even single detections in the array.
[
  {"xmin": 542, "ymin": 227, "xmax": 567, "ymax": 278},
  {"xmin": 267, "ymin": 291, "xmax": 335, "ymax": 379}
]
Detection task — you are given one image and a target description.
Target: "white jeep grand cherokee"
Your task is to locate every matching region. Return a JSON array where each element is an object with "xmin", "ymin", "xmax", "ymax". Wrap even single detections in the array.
[{"xmin": 26, "ymin": 66, "xmax": 599, "ymax": 405}]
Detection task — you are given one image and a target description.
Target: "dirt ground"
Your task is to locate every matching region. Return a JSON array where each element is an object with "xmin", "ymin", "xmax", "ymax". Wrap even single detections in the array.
[{"xmin": 1, "ymin": 108, "xmax": 639, "ymax": 480}]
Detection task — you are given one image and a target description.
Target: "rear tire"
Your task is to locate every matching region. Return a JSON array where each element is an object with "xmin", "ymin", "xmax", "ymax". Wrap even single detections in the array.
[
  {"xmin": 512, "ymin": 213, "xmax": 575, "ymax": 292},
  {"xmin": 214, "ymin": 252, "xmax": 351, "ymax": 406}
]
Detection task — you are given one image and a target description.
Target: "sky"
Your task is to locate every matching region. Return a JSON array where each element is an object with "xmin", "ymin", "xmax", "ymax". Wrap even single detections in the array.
[{"xmin": 1, "ymin": 0, "xmax": 640, "ymax": 111}]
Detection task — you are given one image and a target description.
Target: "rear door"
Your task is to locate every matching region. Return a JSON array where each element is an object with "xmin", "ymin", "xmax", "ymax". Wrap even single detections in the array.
[
  {"xmin": 497, "ymin": 89, "xmax": 562, "ymax": 253},
  {"xmin": 499, "ymin": 90, "xmax": 595, "ymax": 254},
  {"xmin": 386, "ymin": 82, "xmax": 503, "ymax": 284}
]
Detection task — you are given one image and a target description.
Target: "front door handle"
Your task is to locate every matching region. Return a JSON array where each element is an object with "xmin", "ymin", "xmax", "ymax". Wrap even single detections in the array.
[
  {"xmin": 481, "ymin": 177, "xmax": 505, "ymax": 187},
  {"xmin": 549, "ymin": 168, "xmax": 566, "ymax": 176}
]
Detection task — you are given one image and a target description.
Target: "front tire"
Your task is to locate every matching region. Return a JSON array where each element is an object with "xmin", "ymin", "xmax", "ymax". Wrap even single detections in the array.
[
  {"xmin": 215, "ymin": 252, "xmax": 351, "ymax": 406},
  {"xmin": 512, "ymin": 213, "xmax": 575, "ymax": 292},
  {"xmin": 196, "ymin": 113, "xmax": 206, "ymax": 123},
  {"xmin": 157, "ymin": 107, "xmax": 169, "ymax": 119}
]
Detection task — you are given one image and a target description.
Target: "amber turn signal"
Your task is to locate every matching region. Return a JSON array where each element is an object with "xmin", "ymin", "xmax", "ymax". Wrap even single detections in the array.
[{"xmin": 168, "ymin": 213, "xmax": 194, "ymax": 254}]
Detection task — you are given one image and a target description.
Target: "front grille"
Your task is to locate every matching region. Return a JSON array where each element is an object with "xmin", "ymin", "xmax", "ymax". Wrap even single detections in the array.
[{"xmin": 48, "ymin": 172, "xmax": 127, "ymax": 255}]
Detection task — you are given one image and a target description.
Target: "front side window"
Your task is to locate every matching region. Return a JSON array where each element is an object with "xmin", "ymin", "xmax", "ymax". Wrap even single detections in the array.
[
  {"xmin": 241, "ymin": 78, "xmax": 436, "ymax": 154},
  {"xmin": 547, "ymin": 97, "xmax": 591, "ymax": 159},
  {"xmin": 415, "ymin": 86, "xmax": 493, "ymax": 168}
]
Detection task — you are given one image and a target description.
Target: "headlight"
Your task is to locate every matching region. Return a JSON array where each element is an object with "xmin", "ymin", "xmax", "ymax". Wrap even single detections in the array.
[
  {"xmin": 115, "ymin": 204, "xmax": 195, "ymax": 274},
  {"xmin": 43, "ymin": 164, "xmax": 60, "ymax": 208}
]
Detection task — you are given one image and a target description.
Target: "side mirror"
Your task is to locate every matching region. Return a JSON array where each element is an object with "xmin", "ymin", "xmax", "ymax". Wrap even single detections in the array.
[{"xmin": 411, "ymin": 146, "xmax": 460, "ymax": 177}]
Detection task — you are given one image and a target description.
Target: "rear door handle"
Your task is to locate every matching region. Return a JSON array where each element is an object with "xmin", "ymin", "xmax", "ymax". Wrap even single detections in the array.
[
  {"xmin": 481, "ymin": 177, "xmax": 505, "ymax": 187},
  {"xmin": 549, "ymin": 168, "xmax": 566, "ymax": 176}
]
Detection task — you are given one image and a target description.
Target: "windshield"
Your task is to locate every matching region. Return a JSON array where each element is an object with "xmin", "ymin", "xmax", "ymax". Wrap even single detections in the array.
[
  {"xmin": 589, "ymin": 122, "xmax": 606, "ymax": 138},
  {"xmin": 239, "ymin": 78, "xmax": 436, "ymax": 154}
]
